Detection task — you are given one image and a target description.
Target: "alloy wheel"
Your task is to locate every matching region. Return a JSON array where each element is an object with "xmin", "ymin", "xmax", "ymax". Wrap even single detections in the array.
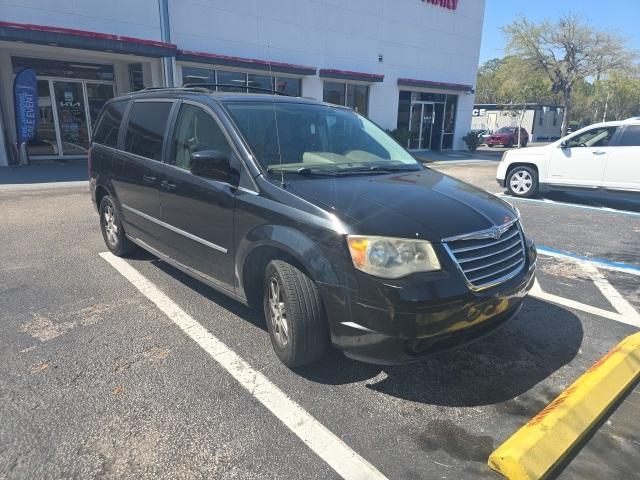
[
  {"xmin": 103, "ymin": 205, "xmax": 119, "ymax": 247},
  {"xmin": 268, "ymin": 277, "xmax": 289, "ymax": 347}
]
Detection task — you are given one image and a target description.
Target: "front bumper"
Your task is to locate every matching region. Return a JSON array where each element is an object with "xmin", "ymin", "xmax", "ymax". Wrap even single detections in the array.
[
  {"xmin": 487, "ymin": 138, "xmax": 511, "ymax": 146},
  {"xmin": 319, "ymin": 239, "xmax": 537, "ymax": 365}
]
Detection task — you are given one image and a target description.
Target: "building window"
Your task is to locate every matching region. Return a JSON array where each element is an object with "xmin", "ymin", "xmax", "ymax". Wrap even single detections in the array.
[
  {"xmin": 128, "ymin": 63, "xmax": 144, "ymax": 91},
  {"xmin": 182, "ymin": 66, "xmax": 215, "ymax": 85},
  {"xmin": 275, "ymin": 76, "xmax": 301, "ymax": 96},
  {"xmin": 323, "ymin": 81, "xmax": 369, "ymax": 116},
  {"xmin": 442, "ymin": 95, "xmax": 458, "ymax": 149},
  {"xmin": 181, "ymin": 66, "xmax": 301, "ymax": 96},
  {"xmin": 216, "ymin": 70, "xmax": 246, "ymax": 92}
]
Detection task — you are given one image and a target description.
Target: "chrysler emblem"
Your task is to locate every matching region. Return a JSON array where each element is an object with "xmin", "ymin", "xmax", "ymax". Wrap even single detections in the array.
[{"xmin": 491, "ymin": 227, "xmax": 502, "ymax": 240}]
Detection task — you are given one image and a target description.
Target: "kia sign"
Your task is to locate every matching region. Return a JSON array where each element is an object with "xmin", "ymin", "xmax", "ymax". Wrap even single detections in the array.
[
  {"xmin": 14, "ymin": 68, "xmax": 38, "ymax": 144},
  {"xmin": 422, "ymin": 0, "xmax": 459, "ymax": 10}
]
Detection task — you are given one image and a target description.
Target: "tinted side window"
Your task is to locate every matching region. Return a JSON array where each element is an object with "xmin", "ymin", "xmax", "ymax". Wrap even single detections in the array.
[
  {"xmin": 124, "ymin": 102, "xmax": 173, "ymax": 160},
  {"xmin": 566, "ymin": 127, "xmax": 618, "ymax": 148},
  {"xmin": 93, "ymin": 100, "xmax": 127, "ymax": 148},
  {"xmin": 617, "ymin": 125, "xmax": 640, "ymax": 147},
  {"xmin": 169, "ymin": 104, "xmax": 231, "ymax": 170}
]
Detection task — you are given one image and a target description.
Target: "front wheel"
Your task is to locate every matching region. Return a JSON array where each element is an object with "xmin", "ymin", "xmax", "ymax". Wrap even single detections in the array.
[
  {"xmin": 506, "ymin": 166, "xmax": 538, "ymax": 198},
  {"xmin": 263, "ymin": 260, "xmax": 328, "ymax": 367}
]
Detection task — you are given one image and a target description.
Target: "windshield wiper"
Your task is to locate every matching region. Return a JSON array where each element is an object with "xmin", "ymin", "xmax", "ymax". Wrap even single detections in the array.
[
  {"xmin": 339, "ymin": 164, "xmax": 422, "ymax": 173},
  {"xmin": 267, "ymin": 166, "xmax": 339, "ymax": 176}
]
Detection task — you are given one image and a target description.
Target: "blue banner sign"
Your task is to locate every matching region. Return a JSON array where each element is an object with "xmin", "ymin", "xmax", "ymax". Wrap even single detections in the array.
[{"xmin": 14, "ymin": 68, "xmax": 38, "ymax": 144}]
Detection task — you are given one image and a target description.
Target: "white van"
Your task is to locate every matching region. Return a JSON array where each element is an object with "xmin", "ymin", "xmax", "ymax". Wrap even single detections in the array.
[{"xmin": 497, "ymin": 118, "xmax": 640, "ymax": 198}]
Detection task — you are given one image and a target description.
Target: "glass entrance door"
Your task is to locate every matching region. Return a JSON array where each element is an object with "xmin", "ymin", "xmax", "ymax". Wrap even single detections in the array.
[
  {"xmin": 53, "ymin": 80, "xmax": 89, "ymax": 155},
  {"xmin": 26, "ymin": 79, "xmax": 113, "ymax": 159},
  {"xmin": 408, "ymin": 101, "xmax": 445, "ymax": 150}
]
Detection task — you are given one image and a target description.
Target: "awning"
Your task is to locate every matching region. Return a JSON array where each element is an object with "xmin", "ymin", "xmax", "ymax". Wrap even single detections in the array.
[
  {"xmin": 0, "ymin": 21, "xmax": 176, "ymax": 58},
  {"xmin": 177, "ymin": 50, "xmax": 316, "ymax": 76},
  {"xmin": 398, "ymin": 78, "xmax": 473, "ymax": 93},
  {"xmin": 319, "ymin": 69, "xmax": 384, "ymax": 83}
]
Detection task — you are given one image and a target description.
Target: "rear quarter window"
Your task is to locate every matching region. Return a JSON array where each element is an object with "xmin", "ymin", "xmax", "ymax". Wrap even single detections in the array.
[
  {"xmin": 124, "ymin": 101, "xmax": 173, "ymax": 161},
  {"xmin": 617, "ymin": 125, "xmax": 640, "ymax": 147},
  {"xmin": 93, "ymin": 100, "xmax": 128, "ymax": 148}
]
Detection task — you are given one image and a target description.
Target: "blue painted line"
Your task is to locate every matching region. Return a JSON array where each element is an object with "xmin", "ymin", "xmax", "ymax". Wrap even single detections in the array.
[
  {"xmin": 497, "ymin": 194, "xmax": 640, "ymax": 218},
  {"xmin": 537, "ymin": 245, "xmax": 640, "ymax": 275}
]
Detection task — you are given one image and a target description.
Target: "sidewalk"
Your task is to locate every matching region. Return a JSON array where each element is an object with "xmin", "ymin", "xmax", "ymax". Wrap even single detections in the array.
[
  {"xmin": 0, "ymin": 163, "xmax": 88, "ymax": 190},
  {"xmin": 411, "ymin": 147, "xmax": 503, "ymax": 163}
]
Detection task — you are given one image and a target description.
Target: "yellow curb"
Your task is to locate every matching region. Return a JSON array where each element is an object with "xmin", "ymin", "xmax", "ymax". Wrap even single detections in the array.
[{"xmin": 488, "ymin": 332, "xmax": 640, "ymax": 480}]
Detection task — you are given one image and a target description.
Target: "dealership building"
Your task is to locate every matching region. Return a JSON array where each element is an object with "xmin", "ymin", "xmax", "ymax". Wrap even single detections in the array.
[{"xmin": 0, "ymin": 0, "xmax": 486, "ymax": 166}]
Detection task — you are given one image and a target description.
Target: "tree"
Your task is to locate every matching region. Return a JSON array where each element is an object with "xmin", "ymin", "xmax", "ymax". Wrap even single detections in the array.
[
  {"xmin": 476, "ymin": 56, "xmax": 558, "ymax": 105},
  {"xmin": 600, "ymin": 68, "xmax": 640, "ymax": 121},
  {"xmin": 503, "ymin": 14, "xmax": 634, "ymax": 136}
]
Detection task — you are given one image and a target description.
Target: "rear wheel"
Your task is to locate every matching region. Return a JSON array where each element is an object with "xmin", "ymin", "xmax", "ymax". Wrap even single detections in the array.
[
  {"xmin": 99, "ymin": 195, "xmax": 137, "ymax": 256},
  {"xmin": 263, "ymin": 260, "xmax": 328, "ymax": 367},
  {"xmin": 506, "ymin": 166, "xmax": 538, "ymax": 198},
  {"xmin": 521, "ymin": 138, "xmax": 528, "ymax": 148}
]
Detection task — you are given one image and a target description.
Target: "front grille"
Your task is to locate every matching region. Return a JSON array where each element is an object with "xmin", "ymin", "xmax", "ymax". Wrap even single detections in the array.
[{"xmin": 444, "ymin": 221, "xmax": 526, "ymax": 290}]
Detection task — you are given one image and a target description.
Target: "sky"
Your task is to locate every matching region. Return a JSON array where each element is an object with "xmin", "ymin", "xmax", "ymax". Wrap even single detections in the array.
[{"xmin": 479, "ymin": 0, "xmax": 640, "ymax": 64}]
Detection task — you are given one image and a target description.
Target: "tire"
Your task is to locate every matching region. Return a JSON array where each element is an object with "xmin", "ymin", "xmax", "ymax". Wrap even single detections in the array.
[
  {"xmin": 506, "ymin": 139, "xmax": 514, "ymax": 148},
  {"xmin": 487, "ymin": 144, "xmax": 494, "ymax": 148},
  {"xmin": 99, "ymin": 195, "xmax": 137, "ymax": 256},
  {"xmin": 521, "ymin": 139, "xmax": 528, "ymax": 148},
  {"xmin": 506, "ymin": 166, "xmax": 538, "ymax": 198},
  {"xmin": 263, "ymin": 260, "xmax": 328, "ymax": 367}
]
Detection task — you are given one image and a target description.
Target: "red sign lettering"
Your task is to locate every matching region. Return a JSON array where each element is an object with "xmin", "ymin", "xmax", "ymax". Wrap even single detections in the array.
[{"xmin": 422, "ymin": 0, "xmax": 459, "ymax": 10}]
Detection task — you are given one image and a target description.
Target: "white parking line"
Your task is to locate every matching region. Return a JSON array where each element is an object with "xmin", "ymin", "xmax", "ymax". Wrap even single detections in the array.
[
  {"xmin": 579, "ymin": 262, "xmax": 640, "ymax": 321},
  {"xmin": 99, "ymin": 252, "xmax": 388, "ymax": 480},
  {"xmin": 530, "ymin": 280, "xmax": 640, "ymax": 328}
]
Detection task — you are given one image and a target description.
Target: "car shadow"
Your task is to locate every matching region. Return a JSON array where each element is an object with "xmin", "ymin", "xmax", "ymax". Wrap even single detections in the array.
[
  {"xmin": 137, "ymin": 253, "xmax": 583, "ymax": 407},
  {"xmin": 544, "ymin": 191, "xmax": 640, "ymax": 213},
  {"xmin": 297, "ymin": 297, "xmax": 584, "ymax": 407},
  {"xmin": 138, "ymin": 254, "xmax": 267, "ymax": 332}
]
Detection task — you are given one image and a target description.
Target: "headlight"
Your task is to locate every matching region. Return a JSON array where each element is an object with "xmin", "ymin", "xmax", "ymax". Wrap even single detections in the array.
[{"xmin": 347, "ymin": 236, "xmax": 441, "ymax": 279}]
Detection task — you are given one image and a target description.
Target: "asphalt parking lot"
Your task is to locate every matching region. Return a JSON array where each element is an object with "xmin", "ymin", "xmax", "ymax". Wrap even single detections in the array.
[{"xmin": 1, "ymin": 162, "xmax": 639, "ymax": 479}]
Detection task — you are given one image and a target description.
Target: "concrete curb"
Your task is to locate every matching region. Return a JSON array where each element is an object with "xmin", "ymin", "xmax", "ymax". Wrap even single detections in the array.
[{"xmin": 488, "ymin": 332, "xmax": 640, "ymax": 479}]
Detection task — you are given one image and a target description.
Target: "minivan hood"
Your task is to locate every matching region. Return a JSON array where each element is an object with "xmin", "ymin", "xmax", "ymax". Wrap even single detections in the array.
[{"xmin": 285, "ymin": 168, "xmax": 517, "ymax": 241}]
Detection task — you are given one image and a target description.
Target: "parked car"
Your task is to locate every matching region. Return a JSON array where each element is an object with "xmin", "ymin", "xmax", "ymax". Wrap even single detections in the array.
[
  {"xmin": 487, "ymin": 127, "xmax": 529, "ymax": 148},
  {"xmin": 497, "ymin": 118, "xmax": 640, "ymax": 198},
  {"xmin": 470, "ymin": 129, "xmax": 493, "ymax": 145},
  {"xmin": 90, "ymin": 87, "xmax": 536, "ymax": 367}
]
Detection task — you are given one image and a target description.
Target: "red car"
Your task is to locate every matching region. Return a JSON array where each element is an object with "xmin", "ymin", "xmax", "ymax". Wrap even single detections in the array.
[{"xmin": 486, "ymin": 127, "xmax": 529, "ymax": 148}]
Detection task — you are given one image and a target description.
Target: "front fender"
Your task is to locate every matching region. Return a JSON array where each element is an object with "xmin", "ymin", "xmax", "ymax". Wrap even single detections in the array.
[{"xmin": 235, "ymin": 224, "xmax": 342, "ymax": 301}]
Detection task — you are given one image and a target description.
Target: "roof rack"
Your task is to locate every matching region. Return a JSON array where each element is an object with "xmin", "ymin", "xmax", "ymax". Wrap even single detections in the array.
[
  {"xmin": 139, "ymin": 85, "xmax": 210, "ymax": 93},
  {"xmin": 183, "ymin": 83, "xmax": 290, "ymax": 96}
]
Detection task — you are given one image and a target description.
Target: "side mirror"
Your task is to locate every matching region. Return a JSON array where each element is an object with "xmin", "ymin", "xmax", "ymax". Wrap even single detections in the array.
[
  {"xmin": 190, "ymin": 150, "xmax": 234, "ymax": 182},
  {"xmin": 560, "ymin": 140, "xmax": 569, "ymax": 148}
]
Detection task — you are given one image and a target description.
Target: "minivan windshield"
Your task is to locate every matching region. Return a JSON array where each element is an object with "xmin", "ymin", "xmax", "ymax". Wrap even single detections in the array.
[{"xmin": 224, "ymin": 102, "xmax": 420, "ymax": 175}]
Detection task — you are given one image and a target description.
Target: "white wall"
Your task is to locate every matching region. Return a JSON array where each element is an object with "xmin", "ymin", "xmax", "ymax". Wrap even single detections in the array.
[
  {"xmin": 0, "ymin": 0, "xmax": 486, "ymax": 152},
  {"xmin": 0, "ymin": 0, "xmax": 162, "ymax": 40},
  {"xmin": 170, "ymin": 0, "xmax": 485, "ymax": 138}
]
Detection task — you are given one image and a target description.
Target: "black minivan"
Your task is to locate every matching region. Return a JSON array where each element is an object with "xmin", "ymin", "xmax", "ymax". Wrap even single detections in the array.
[{"xmin": 89, "ymin": 87, "xmax": 536, "ymax": 367}]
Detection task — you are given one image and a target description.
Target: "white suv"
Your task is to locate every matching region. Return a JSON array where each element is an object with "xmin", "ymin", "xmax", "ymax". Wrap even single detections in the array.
[{"xmin": 497, "ymin": 118, "xmax": 640, "ymax": 198}]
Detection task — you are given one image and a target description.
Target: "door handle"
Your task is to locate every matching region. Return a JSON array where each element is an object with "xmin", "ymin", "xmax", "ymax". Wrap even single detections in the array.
[
  {"xmin": 160, "ymin": 180, "xmax": 177, "ymax": 191},
  {"xmin": 142, "ymin": 174, "xmax": 158, "ymax": 183},
  {"xmin": 592, "ymin": 151, "xmax": 606, "ymax": 155}
]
